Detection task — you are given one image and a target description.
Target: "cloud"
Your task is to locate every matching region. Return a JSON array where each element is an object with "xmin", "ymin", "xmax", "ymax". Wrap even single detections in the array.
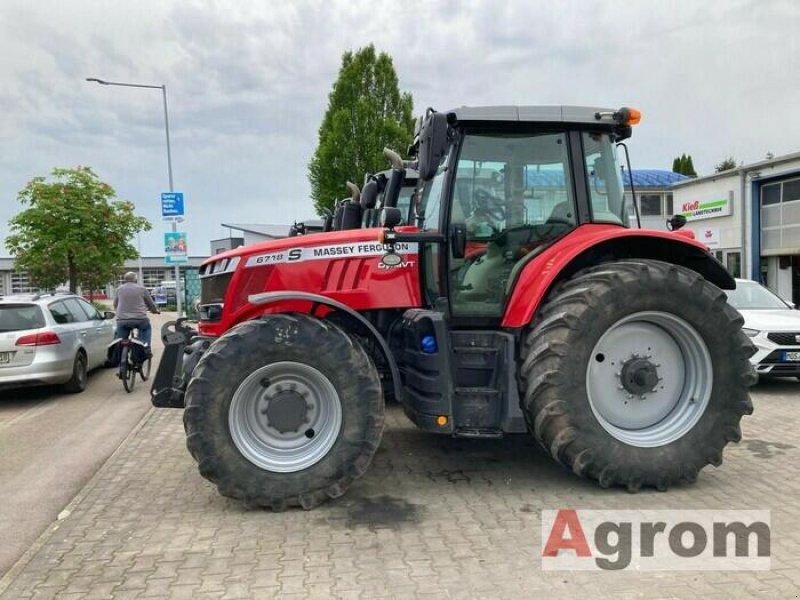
[{"xmin": 1, "ymin": 0, "xmax": 799, "ymax": 256}]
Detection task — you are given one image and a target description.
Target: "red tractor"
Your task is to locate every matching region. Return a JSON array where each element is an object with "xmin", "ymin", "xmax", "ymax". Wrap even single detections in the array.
[{"xmin": 152, "ymin": 105, "xmax": 755, "ymax": 510}]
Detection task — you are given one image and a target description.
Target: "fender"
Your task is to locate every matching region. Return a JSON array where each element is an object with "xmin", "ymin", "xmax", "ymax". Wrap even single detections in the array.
[
  {"xmin": 501, "ymin": 225, "xmax": 734, "ymax": 328},
  {"xmin": 248, "ymin": 291, "xmax": 402, "ymax": 401}
]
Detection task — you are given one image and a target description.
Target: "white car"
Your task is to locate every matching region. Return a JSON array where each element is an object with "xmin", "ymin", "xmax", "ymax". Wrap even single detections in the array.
[
  {"xmin": 726, "ymin": 279, "xmax": 800, "ymax": 380},
  {"xmin": 0, "ymin": 293, "xmax": 116, "ymax": 392}
]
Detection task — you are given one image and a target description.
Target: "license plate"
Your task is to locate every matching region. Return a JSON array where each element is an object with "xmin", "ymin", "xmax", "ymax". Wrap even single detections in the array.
[
  {"xmin": 0, "ymin": 352, "xmax": 10, "ymax": 364},
  {"xmin": 783, "ymin": 351, "xmax": 800, "ymax": 362}
]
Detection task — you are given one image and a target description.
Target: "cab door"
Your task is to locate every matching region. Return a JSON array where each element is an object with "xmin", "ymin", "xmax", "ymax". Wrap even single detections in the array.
[{"xmin": 444, "ymin": 131, "xmax": 577, "ymax": 321}]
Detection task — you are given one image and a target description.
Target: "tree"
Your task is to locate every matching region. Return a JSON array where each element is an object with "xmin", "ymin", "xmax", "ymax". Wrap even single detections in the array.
[
  {"xmin": 308, "ymin": 45, "xmax": 414, "ymax": 215},
  {"xmin": 671, "ymin": 154, "xmax": 697, "ymax": 178},
  {"xmin": 6, "ymin": 167, "xmax": 151, "ymax": 295},
  {"xmin": 714, "ymin": 157, "xmax": 737, "ymax": 172}
]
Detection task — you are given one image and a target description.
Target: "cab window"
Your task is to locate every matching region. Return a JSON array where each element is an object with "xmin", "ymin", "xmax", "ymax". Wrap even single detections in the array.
[{"xmin": 449, "ymin": 132, "xmax": 575, "ymax": 318}]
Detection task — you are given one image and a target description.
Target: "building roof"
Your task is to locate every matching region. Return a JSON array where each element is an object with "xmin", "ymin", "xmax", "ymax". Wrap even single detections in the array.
[
  {"xmin": 671, "ymin": 150, "xmax": 800, "ymax": 188},
  {"xmin": 626, "ymin": 169, "xmax": 689, "ymax": 188},
  {"xmin": 221, "ymin": 223, "xmax": 291, "ymax": 238},
  {"xmin": 524, "ymin": 169, "xmax": 687, "ymax": 189}
]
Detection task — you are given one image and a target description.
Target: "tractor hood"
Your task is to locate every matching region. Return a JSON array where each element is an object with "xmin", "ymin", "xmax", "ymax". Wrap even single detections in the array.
[
  {"xmin": 205, "ymin": 227, "xmax": 400, "ymax": 267},
  {"xmin": 198, "ymin": 225, "xmax": 423, "ymax": 337}
]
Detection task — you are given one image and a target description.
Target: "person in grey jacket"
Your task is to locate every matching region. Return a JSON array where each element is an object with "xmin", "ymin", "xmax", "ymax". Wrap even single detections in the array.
[{"xmin": 113, "ymin": 272, "xmax": 160, "ymax": 349}]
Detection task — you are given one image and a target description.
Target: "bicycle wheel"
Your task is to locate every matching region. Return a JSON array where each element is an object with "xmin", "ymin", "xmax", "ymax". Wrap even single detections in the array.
[
  {"xmin": 122, "ymin": 348, "xmax": 136, "ymax": 393},
  {"xmin": 139, "ymin": 356, "xmax": 152, "ymax": 381}
]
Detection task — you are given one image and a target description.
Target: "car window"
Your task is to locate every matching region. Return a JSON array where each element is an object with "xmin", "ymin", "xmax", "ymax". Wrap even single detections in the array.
[
  {"xmin": 76, "ymin": 298, "xmax": 101, "ymax": 320},
  {"xmin": 49, "ymin": 301, "xmax": 75, "ymax": 324},
  {"xmin": 0, "ymin": 304, "xmax": 46, "ymax": 332},
  {"xmin": 64, "ymin": 298, "xmax": 90, "ymax": 322},
  {"xmin": 726, "ymin": 282, "xmax": 790, "ymax": 310}
]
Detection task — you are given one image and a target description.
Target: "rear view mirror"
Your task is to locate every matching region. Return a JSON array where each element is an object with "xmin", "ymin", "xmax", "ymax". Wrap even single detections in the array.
[
  {"xmin": 383, "ymin": 168, "xmax": 405, "ymax": 208},
  {"xmin": 666, "ymin": 214, "xmax": 687, "ymax": 231},
  {"xmin": 417, "ymin": 111, "xmax": 450, "ymax": 181},
  {"xmin": 103, "ymin": 311, "xmax": 116, "ymax": 320}
]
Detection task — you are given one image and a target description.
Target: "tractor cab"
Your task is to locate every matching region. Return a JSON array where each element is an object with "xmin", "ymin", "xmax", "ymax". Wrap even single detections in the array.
[{"xmin": 384, "ymin": 105, "xmax": 640, "ymax": 321}]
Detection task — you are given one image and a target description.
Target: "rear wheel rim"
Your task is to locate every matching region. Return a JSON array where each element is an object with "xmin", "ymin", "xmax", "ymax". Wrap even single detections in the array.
[
  {"xmin": 585, "ymin": 311, "xmax": 713, "ymax": 448},
  {"xmin": 229, "ymin": 361, "xmax": 343, "ymax": 473}
]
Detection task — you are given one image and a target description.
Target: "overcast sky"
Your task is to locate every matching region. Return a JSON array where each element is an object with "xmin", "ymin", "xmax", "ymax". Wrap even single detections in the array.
[{"xmin": 1, "ymin": 0, "xmax": 798, "ymax": 256}]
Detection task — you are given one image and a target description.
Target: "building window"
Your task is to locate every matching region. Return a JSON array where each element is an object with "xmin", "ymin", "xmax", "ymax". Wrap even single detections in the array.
[
  {"xmin": 639, "ymin": 194, "xmax": 662, "ymax": 216},
  {"xmin": 761, "ymin": 183, "xmax": 781, "ymax": 206},
  {"xmin": 11, "ymin": 271, "xmax": 39, "ymax": 295},
  {"xmin": 783, "ymin": 178, "xmax": 800, "ymax": 203},
  {"xmin": 665, "ymin": 193, "xmax": 674, "ymax": 216},
  {"xmin": 726, "ymin": 252, "xmax": 741, "ymax": 278}
]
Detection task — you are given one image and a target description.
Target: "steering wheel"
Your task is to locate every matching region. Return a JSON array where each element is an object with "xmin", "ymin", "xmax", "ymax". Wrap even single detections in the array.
[{"xmin": 472, "ymin": 188, "xmax": 505, "ymax": 221}]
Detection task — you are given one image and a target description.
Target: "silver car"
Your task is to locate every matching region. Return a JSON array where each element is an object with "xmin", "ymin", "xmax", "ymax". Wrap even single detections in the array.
[{"xmin": 0, "ymin": 293, "xmax": 115, "ymax": 392}]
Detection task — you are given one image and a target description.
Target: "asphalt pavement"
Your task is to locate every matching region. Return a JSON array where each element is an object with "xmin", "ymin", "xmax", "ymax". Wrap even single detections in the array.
[{"xmin": 0, "ymin": 312, "xmax": 172, "ymax": 579}]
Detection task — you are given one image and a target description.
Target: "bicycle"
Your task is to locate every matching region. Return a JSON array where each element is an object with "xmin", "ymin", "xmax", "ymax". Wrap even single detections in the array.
[{"xmin": 115, "ymin": 330, "xmax": 152, "ymax": 393}]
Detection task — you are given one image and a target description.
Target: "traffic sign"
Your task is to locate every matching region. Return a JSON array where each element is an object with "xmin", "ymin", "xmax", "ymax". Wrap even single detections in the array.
[{"xmin": 161, "ymin": 192, "xmax": 185, "ymax": 221}]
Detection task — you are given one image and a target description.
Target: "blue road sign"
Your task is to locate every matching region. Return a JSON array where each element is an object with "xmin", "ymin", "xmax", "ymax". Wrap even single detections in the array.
[{"xmin": 161, "ymin": 192, "xmax": 185, "ymax": 219}]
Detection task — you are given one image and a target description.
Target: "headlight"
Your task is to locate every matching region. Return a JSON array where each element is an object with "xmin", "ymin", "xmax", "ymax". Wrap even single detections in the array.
[{"xmin": 742, "ymin": 328, "xmax": 760, "ymax": 337}]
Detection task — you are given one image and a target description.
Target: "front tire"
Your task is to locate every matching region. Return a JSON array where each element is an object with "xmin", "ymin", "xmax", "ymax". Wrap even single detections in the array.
[
  {"xmin": 519, "ymin": 260, "xmax": 756, "ymax": 491},
  {"xmin": 184, "ymin": 314, "xmax": 384, "ymax": 510}
]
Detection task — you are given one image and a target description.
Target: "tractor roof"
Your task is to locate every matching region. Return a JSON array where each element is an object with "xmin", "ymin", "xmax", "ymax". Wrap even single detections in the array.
[{"xmin": 445, "ymin": 105, "xmax": 617, "ymax": 126}]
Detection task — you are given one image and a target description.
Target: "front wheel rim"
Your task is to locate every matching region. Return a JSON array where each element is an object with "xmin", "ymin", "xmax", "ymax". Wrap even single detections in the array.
[
  {"xmin": 586, "ymin": 311, "xmax": 713, "ymax": 448},
  {"xmin": 229, "ymin": 361, "xmax": 343, "ymax": 473}
]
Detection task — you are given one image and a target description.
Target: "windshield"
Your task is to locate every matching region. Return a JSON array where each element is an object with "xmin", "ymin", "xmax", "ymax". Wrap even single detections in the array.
[
  {"xmin": 726, "ymin": 281, "xmax": 791, "ymax": 310},
  {"xmin": 0, "ymin": 304, "xmax": 46, "ymax": 332},
  {"xmin": 583, "ymin": 132, "xmax": 627, "ymax": 225}
]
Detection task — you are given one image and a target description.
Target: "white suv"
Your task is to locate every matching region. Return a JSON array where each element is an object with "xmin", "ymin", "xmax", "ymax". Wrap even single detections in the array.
[
  {"xmin": 727, "ymin": 279, "xmax": 800, "ymax": 380},
  {"xmin": 0, "ymin": 293, "xmax": 115, "ymax": 392}
]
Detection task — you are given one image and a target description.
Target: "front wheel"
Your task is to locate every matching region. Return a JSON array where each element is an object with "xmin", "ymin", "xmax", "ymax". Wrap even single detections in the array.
[
  {"xmin": 139, "ymin": 357, "xmax": 152, "ymax": 381},
  {"xmin": 519, "ymin": 260, "xmax": 756, "ymax": 491},
  {"xmin": 184, "ymin": 314, "xmax": 384, "ymax": 510}
]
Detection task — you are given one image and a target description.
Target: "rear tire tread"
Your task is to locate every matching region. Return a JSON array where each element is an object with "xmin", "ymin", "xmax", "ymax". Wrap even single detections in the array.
[{"xmin": 519, "ymin": 259, "xmax": 756, "ymax": 492}]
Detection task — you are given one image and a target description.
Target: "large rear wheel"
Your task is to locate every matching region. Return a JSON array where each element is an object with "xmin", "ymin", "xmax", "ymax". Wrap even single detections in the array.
[
  {"xmin": 519, "ymin": 260, "xmax": 756, "ymax": 491},
  {"xmin": 184, "ymin": 314, "xmax": 384, "ymax": 510}
]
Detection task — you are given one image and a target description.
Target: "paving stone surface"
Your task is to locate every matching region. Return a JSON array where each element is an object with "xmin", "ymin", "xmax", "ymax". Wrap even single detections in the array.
[{"xmin": 1, "ymin": 379, "xmax": 799, "ymax": 599}]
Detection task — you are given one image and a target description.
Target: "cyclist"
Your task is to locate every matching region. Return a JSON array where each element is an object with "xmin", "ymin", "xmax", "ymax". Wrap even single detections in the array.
[{"xmin": 113, "ymin": 272, "xmax": 160, "ymax": 356}]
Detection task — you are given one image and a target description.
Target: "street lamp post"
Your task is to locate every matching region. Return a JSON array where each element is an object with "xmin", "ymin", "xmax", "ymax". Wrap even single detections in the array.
[{"xmin": 86, "ymin": 77, "xmax": 183, "ymax": 316}]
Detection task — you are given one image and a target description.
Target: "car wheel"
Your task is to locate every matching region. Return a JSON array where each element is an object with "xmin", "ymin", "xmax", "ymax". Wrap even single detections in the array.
[{"xmin": 64, "ymin": 352, "xmax": 88, "ymax": 393}]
